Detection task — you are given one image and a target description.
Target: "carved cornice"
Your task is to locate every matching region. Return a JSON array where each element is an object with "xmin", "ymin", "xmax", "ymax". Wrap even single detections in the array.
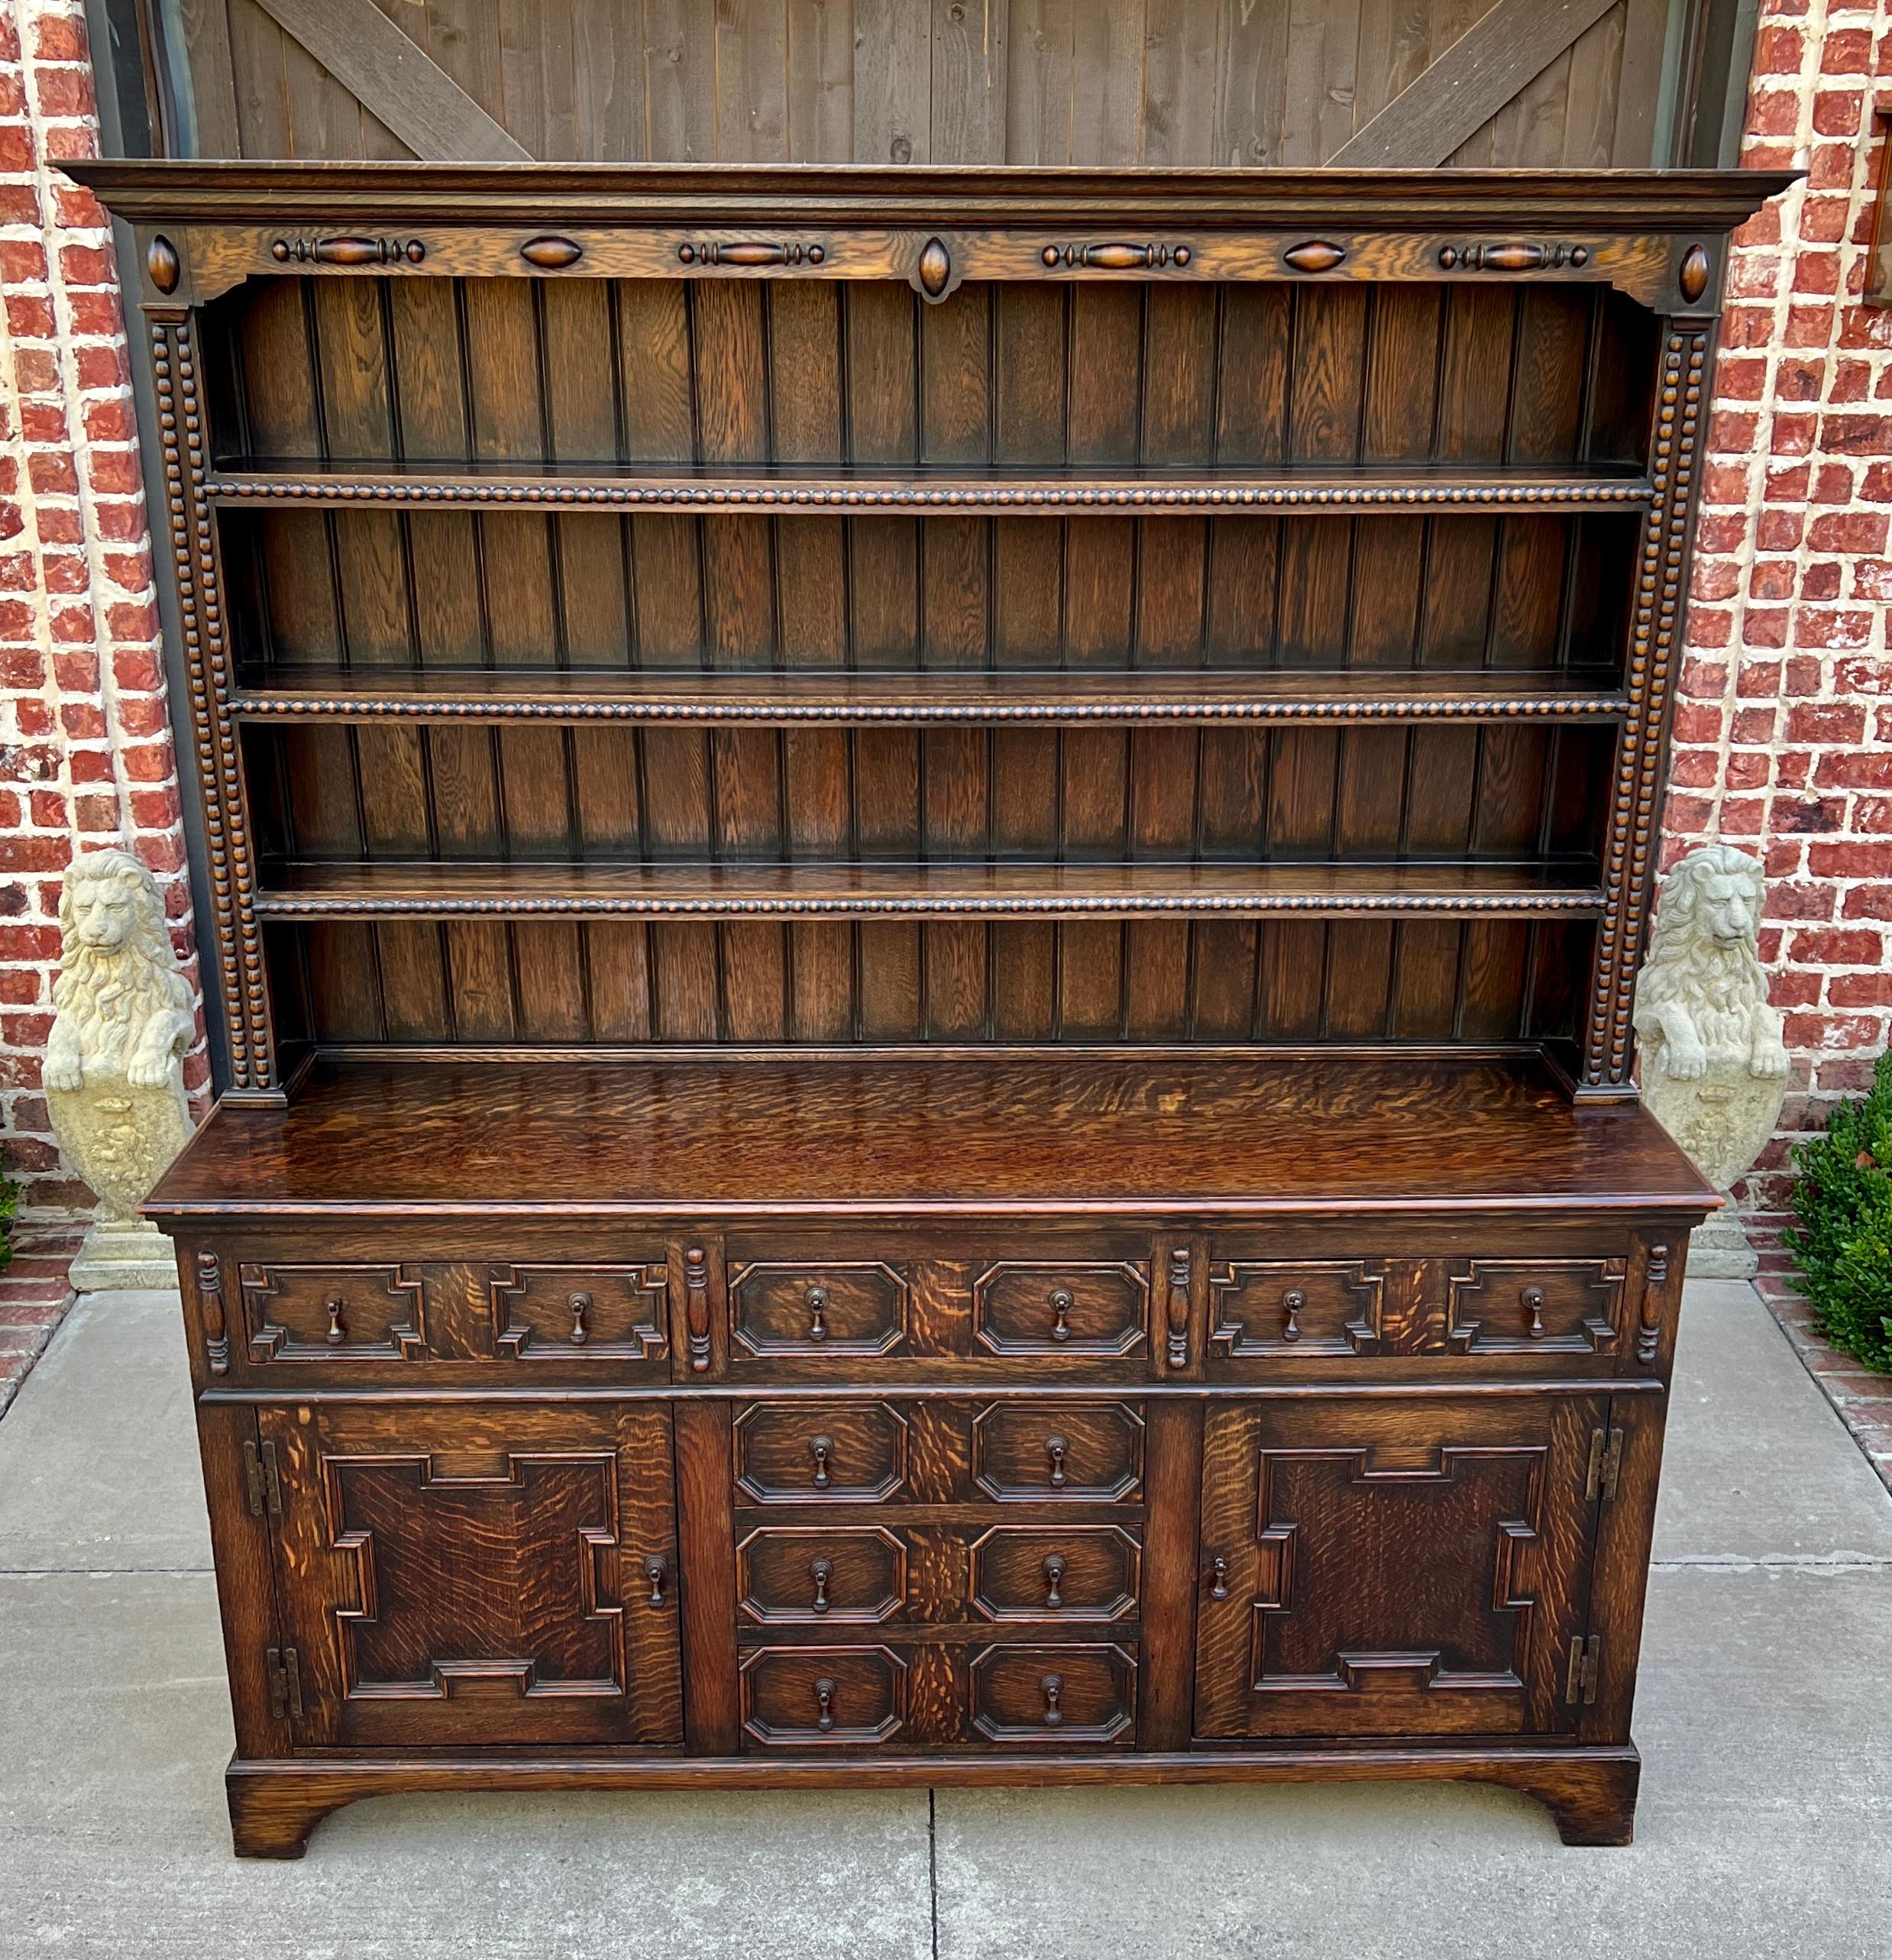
[{"xmin": 66, "ymin": 161, "xmax": 1796, "ymax": 235}]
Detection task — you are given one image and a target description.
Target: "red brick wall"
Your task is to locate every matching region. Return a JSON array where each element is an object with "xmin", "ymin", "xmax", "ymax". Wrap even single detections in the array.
[
  {"xmin": 0, "ymin": 0, "xmax": 206, "ymax": 1223},
  {"xmin": 1661, "ymin": 0, "xmax": 1892, "ymax": 1214}
]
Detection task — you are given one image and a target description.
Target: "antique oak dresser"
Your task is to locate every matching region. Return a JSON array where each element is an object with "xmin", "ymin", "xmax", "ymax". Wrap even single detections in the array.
[{"xmin": 75, "ymin": 158, "xmax": 1784, "ymax": 1856}]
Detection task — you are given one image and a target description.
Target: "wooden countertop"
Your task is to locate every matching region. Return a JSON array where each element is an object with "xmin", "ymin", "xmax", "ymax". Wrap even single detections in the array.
[{"xmin": 145, "ymin": 1053, "xmax": 1717, "ymax": 1222}]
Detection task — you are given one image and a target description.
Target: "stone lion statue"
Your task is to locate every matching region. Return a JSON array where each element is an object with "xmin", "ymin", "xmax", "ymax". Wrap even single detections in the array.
[
  {"xmin": 1633, "ymin": 843, "xmax": 1789, "ymax": 1192},
  {"xmin": 44, "ymin": 848, "xmax": 196, "ymax": 1227}
]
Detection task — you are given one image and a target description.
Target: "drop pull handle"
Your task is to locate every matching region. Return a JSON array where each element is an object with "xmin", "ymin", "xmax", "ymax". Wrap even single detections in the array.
[
  {"xmin": 325, "ymin": 1296, "xmax": 346, "ymax": 1345},
  {"xmin": 1040, "ymin": 1673, "xmax": 1064, "ymax": 1726},
  {"xmin": 1043, "ymin": 1554, "xmax": 1066, "ymax": 1610},
  {"xmin": 1280, "ymin": 1288, "xmax": 1305, "ymax": 1343},
  {"xmin": 568, "ymin": 1290, "xmax": 592, "ymax": 1346},
  {"xmin": 644, "ymin": 1556, "xmax": 667, "ymax": 1609},
  {"xmin": 1522, "ymin": 1284, "xmax": 1548, "ymax": 1339},
  {"xmin": 813, "ymin": 1677, "xmax": 836, "ymax": 1732},
  {"xmin": 1045, "ymin": 1434, "xmax": 1069, "ymax": 1489},
  {"xmin": 1049, "ymin": 1287, "xmax": 1073, "ymax": 1342},
  {"xmin": 809, "ymin": 1434, "xmax": 833, "ymax": 1490},
  {"xmin": 810, "ymin": 1557, "xmax": 833, "ymax": 1613},
  {"xmin": 805, "ymin": 1284, "xmax": 830, "ymax": 1342},
  {"xmin": 1209, "ymin": 1554, "xmax": 1229, "ymax": 1600}
]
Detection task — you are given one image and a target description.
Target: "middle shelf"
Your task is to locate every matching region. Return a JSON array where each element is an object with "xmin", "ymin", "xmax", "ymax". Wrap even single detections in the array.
[
  {"xmin": 230, "ymin": 667, "xmax": 1632, "ymax": 726},
  {"xmin": 253, "ymin": 861, "xmax": 1606, "ymax": 921}
]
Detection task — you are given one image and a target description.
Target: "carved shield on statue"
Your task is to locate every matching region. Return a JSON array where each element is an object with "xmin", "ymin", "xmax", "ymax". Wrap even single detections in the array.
[
  {"xmin": 44, "ymin": 1075, "xmax": 192, "ymax": 1221},
  {"xmin": 1641, "ymin": 1060, "xmax": 1784, "ymax": 1194}
]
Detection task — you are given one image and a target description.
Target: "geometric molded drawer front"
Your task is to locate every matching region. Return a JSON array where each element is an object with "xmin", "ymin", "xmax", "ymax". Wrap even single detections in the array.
[
  {"xmin": 972, "ymin": 1260, "xmax": 1149, "ymax": 1357},
  {"xmin": 1445, "ymin": 1258, "xmax": 1627, "ymax": 1354},
  {"xmin": 487, "ymin": 1263, "xmax": 668, "ymax": 1363},
  {"xmin": 729, "ymin": 1261, "xmax": 910, "ymax": 1358},
  {"xmin": 241, "ymin": 1262, "xmax": 425, "ymax": 1362},
  {"xmin": 737, "ymin": 1526, "xmax": 907, "ymax": 1625},
  {"xmin": 739, "ymin": 1645, "xmax": 907, "ymax": 1748},
  {"xmin": 972, "ymin": 1401, "xmax": 1144, "ymax": 1502},
  {"xmin": 733, "ymin": 1402, "xmax": 910, "ymax": 1504},
  {"xmin": 969, "ymin": 1525, "xmax": 1140, "ymax": 1622},
  {"xmin": 969, "ymin": 1642, "xmax": 1137, "ymax": 1745},
  {"xmin": 1209, "ymin": 1260, "xmax": 1386, "ymax": 1358}
]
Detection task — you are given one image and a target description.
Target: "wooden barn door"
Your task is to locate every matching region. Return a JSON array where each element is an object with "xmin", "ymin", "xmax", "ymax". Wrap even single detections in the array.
[{"xmin": 105, "ymin": 0, "xmax": 1691, "ymax": 173}]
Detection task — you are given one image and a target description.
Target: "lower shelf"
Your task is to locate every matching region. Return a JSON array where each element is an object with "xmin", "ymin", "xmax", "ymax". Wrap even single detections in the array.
[{"xmin": 224, "ymin": 1742, "xmax": 1643, "ymax": 1856}]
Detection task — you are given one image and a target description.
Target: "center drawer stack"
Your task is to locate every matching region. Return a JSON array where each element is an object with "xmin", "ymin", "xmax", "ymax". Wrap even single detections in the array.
[{"xmin": 722, "ymin": 1234, "xmax": 1153, "ymax": 1752}]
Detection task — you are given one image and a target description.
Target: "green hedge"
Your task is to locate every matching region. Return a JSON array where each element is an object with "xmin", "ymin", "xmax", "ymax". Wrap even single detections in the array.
[
  {"xmin": 0, "ymin": 1156, "xmax": 15, "ymax": 1276},
  {"xmin": 1785, "ymin": 1048, "xmax": 1892, "ymax": 1373}
]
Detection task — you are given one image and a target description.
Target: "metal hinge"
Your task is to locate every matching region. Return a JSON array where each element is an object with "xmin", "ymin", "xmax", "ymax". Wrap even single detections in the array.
[
  {"xmin": 1564, "ymin": 1634, "xmax": 1601, "ymax": 1707},
  {"xmin": 265, "ymin": 1645, "xmax": 304, "ymax": 1721},
  {"xmin": 243, "ymin": 1439, "xmax": 283, "ymax": 1518},
  {"xmin": 1584, "ymin": 1425, "xmax": 1624, "ymax": 1503}
]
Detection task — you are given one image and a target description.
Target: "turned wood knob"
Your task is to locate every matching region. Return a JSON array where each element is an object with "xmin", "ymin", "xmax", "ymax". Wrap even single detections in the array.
[
  {"xmin": 644, "ymin": 1556, "xmax": 666, "ymax": 1608},
  {"xmin": 1045, "ymin": 1434, "xmax": 1069, "ymax": 1489},
  {"xmin": 1043, "ymin": 1554, "xmax": 1066, "ymax": 1609},
  {"xmin": 809, "ymin": 1435, "xmax": 833, "ymax": 1490},
  {"xmin": 1049, "ymin": 1287, "xmax": 1074, "ymax": 1341},
  {"xmin": 810, "ymin": 1557, "xmax": 833, "ymax": 1613},
  {"xmin": 568, "ymin": 1290, "xmax": 591, "ymax": 1345},
  {"xmin": 806, "ymin": 1284, "xmax": 830, "ymax": 1342},
  {"xmin": 813, "ymin": 1677, "xmax": 836, "ymax": 1732},
  {"xmin": 1040, "ymin": 1673, "xmax": 1064, "ymax": 1726}
]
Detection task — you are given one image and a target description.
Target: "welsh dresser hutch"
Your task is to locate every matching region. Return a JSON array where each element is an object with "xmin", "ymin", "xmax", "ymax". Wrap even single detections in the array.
[{"xmin": 76, "ymin": 157, "xmax": 1783, "ymax": 1856}]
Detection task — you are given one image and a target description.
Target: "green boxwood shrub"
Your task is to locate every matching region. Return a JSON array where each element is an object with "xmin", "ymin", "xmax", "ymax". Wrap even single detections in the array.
[
  {"xmin": 0, "ymin": 1157, "xmax": 15, "ymax": 1276},
  {"xmin": 1785, "ymin": 1048, "xmax": 1892, "ymax": 1373}
]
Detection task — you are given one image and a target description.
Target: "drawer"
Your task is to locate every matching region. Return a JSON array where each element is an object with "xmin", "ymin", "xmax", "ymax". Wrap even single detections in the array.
[
  {"xmin": 731, "ymin": 1520, "xmax": 1142, "ymax": 1625},
  {"xmin": 739, "ymin": 1645, "xmax": 907, "ymax": 1747},
  {"xmin": 969, "ymin": 1525, "xmax": 1139, "ymax": 1623},
  {"xmin": 240, "ymin": 1261, "xmax": 428, "ymax": 1363},
  {"xmin": 738, "ymin": 1526, "xmax": 907, "ymax": 1625},
  {"xmin": 215, "ymin": 1247, "xmax": 671, "ymax": 1374},
  {"xmin": 972, "ymin": 1260, "xmax": 1149, "ymax": 1357},
  {"xmin": 729, "ymin": 1260, "xmax": 910, "ymax": 1358},
  {"xmin": 1206, "ymin": 1248, "xmax": 1632, "ymax": 1369},
  {"xmin": 1444, "ymin": 1256, "xmax": 1628, "ymax": 1354},
  {"xmin": 969, "ymin": 1641, "xmax": 1137, "ymax": 1745},
  {"xmin": 972, "ymin": 1400, "xmax": 1144, "ymax": 1502},
  {"xmin": 733, "ymin": 1401, "xmax": 910, "ymax": 1503},
  {"xmin": 487, "ymin": 1262, "xmax": 668, "ymax": 1363}
]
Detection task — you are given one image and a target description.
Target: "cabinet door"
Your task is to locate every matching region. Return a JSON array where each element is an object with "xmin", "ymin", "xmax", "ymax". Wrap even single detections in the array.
[
  {"xmin": 1195, "ymin": 1396, "xmax": 1603, "ymax": 1739},
  {"xmin": 260, "ymin": 1405, "xmax": 682, "ymax": 1749}
]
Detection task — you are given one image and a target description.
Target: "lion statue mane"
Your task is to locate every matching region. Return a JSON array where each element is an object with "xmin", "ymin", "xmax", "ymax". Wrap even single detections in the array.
[
  {"xmin": 45, "ymin": 848, "xmax": 196, "ymax": 1092},
  {"xmin": 1632, "ymin": 843, "xmax": 1789, "ymax": 1084}
]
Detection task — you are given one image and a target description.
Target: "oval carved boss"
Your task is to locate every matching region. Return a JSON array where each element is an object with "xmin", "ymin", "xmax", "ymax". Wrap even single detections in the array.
[{"xmin": 521, "ymin": 235, "xmax": 584, "ymax": 270}]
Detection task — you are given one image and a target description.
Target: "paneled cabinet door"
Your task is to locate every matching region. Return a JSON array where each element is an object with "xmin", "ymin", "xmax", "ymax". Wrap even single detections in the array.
[
  {"xmin": 1195, "ymin": 1396, "xmax": 1606, "ymax": 1740},
  {"xmin": 257, "ymin": 1405, "xmax": 683, "ymax": 1749}
]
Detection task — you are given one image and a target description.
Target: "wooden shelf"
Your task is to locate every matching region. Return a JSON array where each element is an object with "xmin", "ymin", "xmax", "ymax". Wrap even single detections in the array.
[
  {"xmin": 206, "ymin": 458, "xmax": 1655, "ymax": 516},
  {"xmin": 231, "ymin": 668, "xmax": 1631, "ymax": 726},
  {"xmin": 254, "ymin": 860, "xmax": 1604, "ymax": 921}
]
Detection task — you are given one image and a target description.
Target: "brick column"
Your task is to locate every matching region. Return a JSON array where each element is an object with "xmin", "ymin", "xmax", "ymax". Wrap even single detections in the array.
[
  {"xmin": 1661, "ymin": 0, "xmax": 1892, "ymax": 1216},
  {"xmin": 0, "ymin": 0, "xmax": 206, "ymax": 1224}
]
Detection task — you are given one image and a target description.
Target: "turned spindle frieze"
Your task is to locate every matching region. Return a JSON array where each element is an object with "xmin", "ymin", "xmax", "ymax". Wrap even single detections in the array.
[
  {"xmin": 1040, "ymin": 241, "xmax": 1191, "ymax": 268},
  {"xmin": 1437, "ymin": 241, "xmax": 1590, "ymax": 271},
  {"xmin": 270, "ymin": 234, "xmax": 424, "ymax": 265},
  {"xmin": 677, "ymin": 238, "xmax": 826, "ymax": 266}
]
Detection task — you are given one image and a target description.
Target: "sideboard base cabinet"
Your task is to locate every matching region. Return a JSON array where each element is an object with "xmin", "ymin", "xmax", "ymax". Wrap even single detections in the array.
[
  {"xmin": 153, "ymin": 1053, "xmax": 1704, "ymax": 1858},
  {"xmin": 73, "ymin": 157, "xmax": 1775, "ymax": 1856}
]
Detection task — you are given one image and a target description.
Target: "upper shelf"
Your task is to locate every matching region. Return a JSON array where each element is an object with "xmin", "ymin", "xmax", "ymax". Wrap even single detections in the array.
[
  {"xmin": 231, "ymin": 667, "xmax": 1631, "ymax": 726},
  {"xmin": 254, "ymin": 860, "xmax": 1604, "ymax": 922},
  {"xmin": 206, "ymin": 458, "xmax": 1654, "ymax": 516}
]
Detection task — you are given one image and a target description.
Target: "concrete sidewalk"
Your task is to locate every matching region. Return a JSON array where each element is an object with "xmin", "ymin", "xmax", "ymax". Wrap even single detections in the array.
[{"xmin": 0, "ymin": 1280, "xmax": 1888, "ymax": 1959}]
